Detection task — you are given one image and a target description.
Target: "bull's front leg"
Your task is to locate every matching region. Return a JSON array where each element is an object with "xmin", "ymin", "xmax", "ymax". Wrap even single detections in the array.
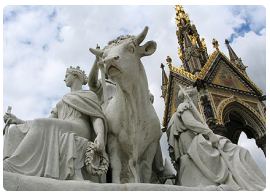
[
  {"xmin": 108, "ymin": 135, "xmax": 122, "ymax": 183},
  {"xmin": 139, "ymin": 141, "xmax": 159, "ymax": 183}
]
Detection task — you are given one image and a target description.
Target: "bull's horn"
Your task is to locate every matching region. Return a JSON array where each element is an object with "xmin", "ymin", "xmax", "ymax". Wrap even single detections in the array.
[
  {"xmin": 89, "ymin": 48, "xmax": 103, "ymax": 57},
  {"xmin": 135, "ymin": 26, "xmax": 149, "ymax": 45}
]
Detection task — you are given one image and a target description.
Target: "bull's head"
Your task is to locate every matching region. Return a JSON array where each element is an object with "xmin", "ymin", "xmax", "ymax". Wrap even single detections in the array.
[{"xmin": 89, "ymin": 26, "xmax": 156, "ymax": 84}]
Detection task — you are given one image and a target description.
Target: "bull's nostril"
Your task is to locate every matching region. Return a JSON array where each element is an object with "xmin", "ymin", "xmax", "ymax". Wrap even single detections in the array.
[{"xmin": 114, "ymin": 56, "xmax": 119, "ymax": 60}]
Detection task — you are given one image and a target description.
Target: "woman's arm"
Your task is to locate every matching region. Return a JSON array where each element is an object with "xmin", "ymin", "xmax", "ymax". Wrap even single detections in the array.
[
  {"xmin": 3, "ymin": 113, "xmax": 25, "ymax": 125},
  {"xmin": 49, "ymin": 107, "xmax": 58, "ymax": 118},
  {"xmin": 88, "ymin": 45, "xmax": 101, "ymax": 88},
  {"xmin": 91, "ymin": 117, "xmax": 105, "ymax": 152},
  {"xmin": 88, "ymin": 57, "xmax": 102, "ymax": 92},
  {"xmin": 88, "ymin": 56, "xmax": 104, "ymax": 103},
  {"xmin": 181, "ymin": 110, "xmax": 219, "ymax": 147},
  {"xmin": 181, "ymin": 110, "xmax": 211, "ymax": 135}
]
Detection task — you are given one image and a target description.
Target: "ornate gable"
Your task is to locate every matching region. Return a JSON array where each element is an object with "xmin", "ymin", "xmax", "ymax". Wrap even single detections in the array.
[
  {"xmin": 212, "ymin": 61, "xmax": 252, "ymax": 92},
  {"xmin": 161, "ymin": 5, "xmax": 265, "ymax": 156},
  {"xmin": 202, "ymin": 53, "xmax": 262, "ymax": 96}
]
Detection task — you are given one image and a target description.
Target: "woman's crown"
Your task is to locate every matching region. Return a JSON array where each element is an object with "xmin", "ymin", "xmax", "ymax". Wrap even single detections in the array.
[{"xmin": 66, "ymin": 66, "xmax": 88, "ymax": 85}]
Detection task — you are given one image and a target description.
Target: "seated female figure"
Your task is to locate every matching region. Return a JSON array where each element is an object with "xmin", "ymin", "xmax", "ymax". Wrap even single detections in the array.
[
  {"xmin": 3, "ymin": 66, "xmax": 107, "ymax": 181},
  {"xmin": 167, "ymin": 87, "xmax": 265, "ymax": 190}
]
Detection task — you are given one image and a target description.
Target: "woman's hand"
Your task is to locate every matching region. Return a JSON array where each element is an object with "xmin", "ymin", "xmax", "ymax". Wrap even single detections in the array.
[
  {"xmin": 3, "ymin": 113, "xmax": 18, "ymax": 124},
  {"xmin": 95, "ymin": 44, "xmax": 102, "ymax": 63},
  {"xmin": 3, "ymin": 113, "xmax": 21, "ymax": 124},
  {"xmin": 94, "ymin": 133, "xmax": 105, "ymax": 153},
  {"xmin": 208, "ymin": 132, "xmax": 219, "ymax": 148}
]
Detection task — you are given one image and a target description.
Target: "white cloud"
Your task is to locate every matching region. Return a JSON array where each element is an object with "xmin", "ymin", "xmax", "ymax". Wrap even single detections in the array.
[
  {"xmin": 230, "ymin": 5, "xmax": 266, "ymax": 34},
  {"xmin": 3, "ymin": 5, "xmax": 266, "ymax": 174}
]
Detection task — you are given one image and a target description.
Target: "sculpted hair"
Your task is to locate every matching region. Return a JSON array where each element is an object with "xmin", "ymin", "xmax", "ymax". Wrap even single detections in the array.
[
  {"xmin": 104, "ymin": 35, "xmax": 137, "ymax": 50},
  {"xmin": 66, "ymin": 66, "xmax": 88, "ymax": 85}
]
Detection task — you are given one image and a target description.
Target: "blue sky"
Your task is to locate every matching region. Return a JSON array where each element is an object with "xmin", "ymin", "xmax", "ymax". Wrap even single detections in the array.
[
  {"xmin": 228, "ymin": 6, "xmax": 266, "ymax": 42},
  {"xmin": 2, "ymin": 5, "xmax": 266, "ymax": 174}
]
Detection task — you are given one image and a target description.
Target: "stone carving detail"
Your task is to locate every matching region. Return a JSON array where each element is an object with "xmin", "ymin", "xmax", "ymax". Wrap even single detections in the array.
[
  {"xmin": 3, "ymin": 26, "xmax": 265, "ymax": 191},
  {"xmin": 216, "ymin": 96, "xmax": 265, "ymax": 125},
  {"xmin": 84, "ymin": 141, "xmax": 109, "ymax": 176},
  {"xmin": 212, "ymin": 93, "xmax": 228, "ymax": 108},
  {"xmin": 3, "ymin": 66, "xmax": 108, "ymax": 181},
  {"xmin": 166, "ymin": 85, "xmax": 265, "ymax": 190},
  {"xmin": 200, "ymin": 95, "xmax": 214, "ymax": 120},
  {"xmin": 89, "ymin": 26, "xmax": 162, "ymax": 183}
]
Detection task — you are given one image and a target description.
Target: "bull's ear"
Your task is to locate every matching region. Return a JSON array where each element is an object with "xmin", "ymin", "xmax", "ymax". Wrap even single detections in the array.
[{"xmin": 139, "ymin": 41, "xmax": 157, "ymax": 56}]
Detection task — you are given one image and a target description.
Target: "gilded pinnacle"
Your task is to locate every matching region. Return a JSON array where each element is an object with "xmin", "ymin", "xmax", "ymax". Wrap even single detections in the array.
[
  {"xmin": 212, "ymin": 38, "xmax": 219, "ymax": 51},
  {"xmin": 175, "ymin": 5, "xmax": 190, "ymax": 26}
]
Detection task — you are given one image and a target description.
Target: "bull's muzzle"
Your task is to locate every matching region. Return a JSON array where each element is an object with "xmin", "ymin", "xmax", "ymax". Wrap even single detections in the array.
[{"xmin": 98, "ymin": 56, "xmax": 121, "ymax": 76}]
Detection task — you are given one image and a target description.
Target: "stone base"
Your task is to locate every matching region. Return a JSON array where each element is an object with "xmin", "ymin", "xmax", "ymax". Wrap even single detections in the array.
[{"xmin": 3, "ymin": 171, "xmax": 238, "ymax": 191}]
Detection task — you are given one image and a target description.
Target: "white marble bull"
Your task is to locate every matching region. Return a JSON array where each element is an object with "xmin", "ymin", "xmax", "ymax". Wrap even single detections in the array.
[{"xmin": 89, "ymin": 27, "xmax": 161, "ymax": 183}]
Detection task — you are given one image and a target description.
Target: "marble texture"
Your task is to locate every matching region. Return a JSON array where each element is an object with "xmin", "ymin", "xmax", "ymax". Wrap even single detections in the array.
[
  {"xmin": 4, "ymin": 171, "xmax": 239, "ymax": 191},
  {"xmin": 3, "ymin": 27, "xmax": 265, "ymax": 191},
  {"xmin": 3, "ymin": 67, "xmax": 107, "ymax": 181},
  {"xmin": 166, "ymin": 86, "xmax": 266, "ymax": 190},
  {"xmin": 89, "ymin": 26, "xmax": 162, "ymax": 183}
]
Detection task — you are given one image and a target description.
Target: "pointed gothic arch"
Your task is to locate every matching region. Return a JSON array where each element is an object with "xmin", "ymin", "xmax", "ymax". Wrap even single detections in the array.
[
  {"xmin": 161, "ymin": 5, "xmax": 266, "ymax": 159},
  {"xmin": 216, "ymin": 96, "xmax": 266, "ymax": 155}
]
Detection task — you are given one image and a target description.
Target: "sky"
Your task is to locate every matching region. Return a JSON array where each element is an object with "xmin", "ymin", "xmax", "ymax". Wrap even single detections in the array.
[{"xmin": 2, "ymin": 5, "xmax": 266, "ymax": 175}]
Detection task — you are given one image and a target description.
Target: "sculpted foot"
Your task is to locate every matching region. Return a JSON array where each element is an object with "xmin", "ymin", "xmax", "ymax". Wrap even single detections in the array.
[{"xmin": 70, "ymin": 169, "xmax": 83, "ymax": 181}]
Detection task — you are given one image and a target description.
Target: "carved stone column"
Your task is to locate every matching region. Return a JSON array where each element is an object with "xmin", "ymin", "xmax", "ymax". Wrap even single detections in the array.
[
  {"xmin": 256, "ymin": 135, "xmax": 266, "ymax": 156},
  {"xmin": 200, "ymin": 95, "xmax": 214, "ymax": 121}
]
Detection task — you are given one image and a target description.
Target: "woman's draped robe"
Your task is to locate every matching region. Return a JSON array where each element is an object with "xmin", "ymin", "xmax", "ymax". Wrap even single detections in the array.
[
  {"xmin": 166, "ymin": 102, "xmax": 265, "ymax": 190},
  {"xmin": 3, "ymin": 90, "xmax": 107, "ymax": 180}
]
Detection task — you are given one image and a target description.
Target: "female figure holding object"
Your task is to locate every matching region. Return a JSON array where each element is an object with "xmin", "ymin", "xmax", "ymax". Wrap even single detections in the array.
[
  {"xmin": 3, "ymin": 66, "xmax": 107, "ymax": 181},
  {"xmin": 167, "ymin": 86, "xmax": 265, "ymax": 190}
]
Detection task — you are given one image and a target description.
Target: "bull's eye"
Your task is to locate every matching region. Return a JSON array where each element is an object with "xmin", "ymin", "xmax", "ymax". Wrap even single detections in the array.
[{"xmin": 127, "ymin": 44, "xmax": 135, "ymax": 53}]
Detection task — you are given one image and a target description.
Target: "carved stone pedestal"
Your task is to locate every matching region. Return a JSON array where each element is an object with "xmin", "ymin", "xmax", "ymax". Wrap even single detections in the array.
[{"xmin": 3, "ymin": 172, "xmax": 239, "ymax": 191}]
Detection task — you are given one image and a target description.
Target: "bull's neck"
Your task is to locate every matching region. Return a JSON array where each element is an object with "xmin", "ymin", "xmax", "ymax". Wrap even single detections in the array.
[
  {"xmin": 116, "ymin": 79, "xmax": 149, "ymax": 101},
  {"xmin": 115, "ymin": 84, "xmax": 150, "ymax": 127},
  {"xmin": 117, "ymin": 62, "xmax": 149, "ymax": 96},
  {"xmin": 115, "ymin": 67, "xmax": 150, "ymax": 116}
]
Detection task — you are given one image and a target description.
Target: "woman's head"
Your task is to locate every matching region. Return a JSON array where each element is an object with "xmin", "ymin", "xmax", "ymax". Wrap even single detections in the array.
[
  {"xmin": 64, "ymin": 66, "xmax": 88, "ymax": 87},
  {"xmin": 178, "ymin": 90, "xmax": 185, "ymax": 101},
  {"xmin": 177, "ymin": 85, "xmax": 197, "ymax": 102}
]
